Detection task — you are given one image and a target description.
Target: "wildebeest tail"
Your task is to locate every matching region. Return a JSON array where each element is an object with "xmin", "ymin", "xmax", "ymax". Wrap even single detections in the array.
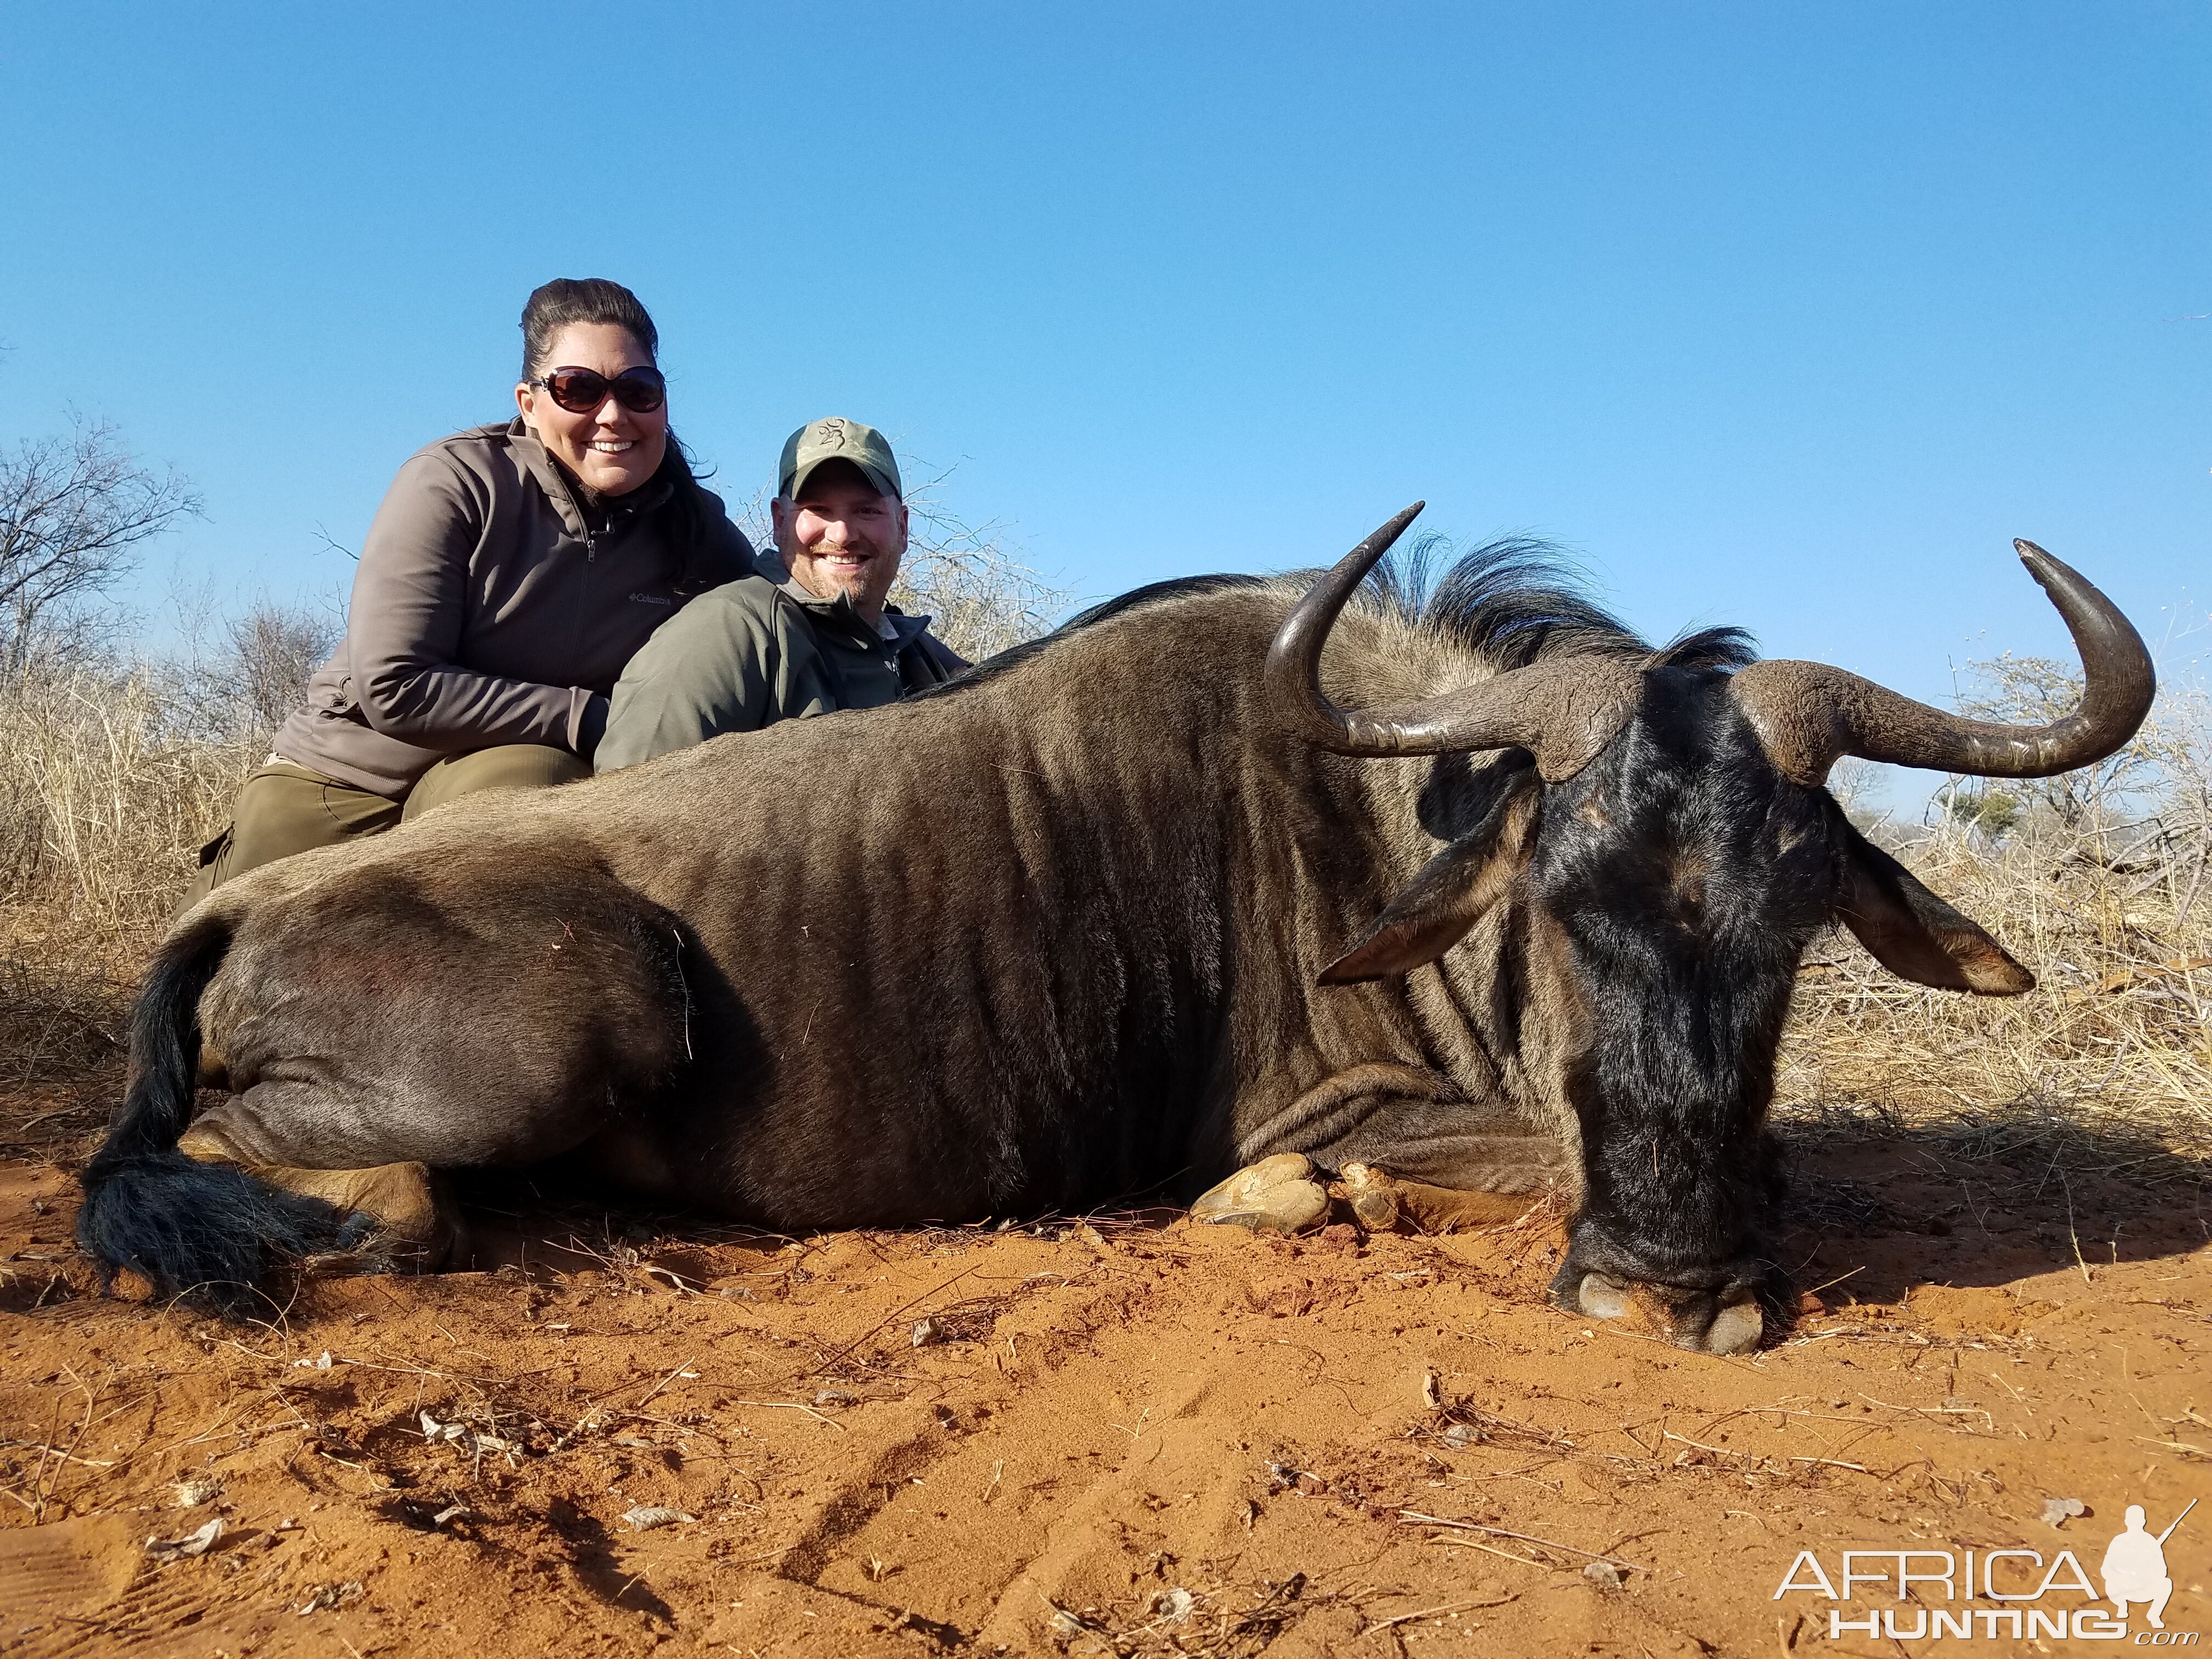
[{"xmin": 76, "ymin": 912, "xmax": 359, "ymax": 1316}]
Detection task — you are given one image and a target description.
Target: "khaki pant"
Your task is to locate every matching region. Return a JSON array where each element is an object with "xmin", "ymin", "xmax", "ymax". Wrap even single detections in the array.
[{"xmin": 182, "ymin": 744, "xmax": 588, "ymax": 909}]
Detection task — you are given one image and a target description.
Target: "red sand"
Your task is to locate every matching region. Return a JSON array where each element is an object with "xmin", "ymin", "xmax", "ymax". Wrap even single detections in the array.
[{"xmin": 3, "ymin": 1126, "xmax": 2208, "ymax": 1657}]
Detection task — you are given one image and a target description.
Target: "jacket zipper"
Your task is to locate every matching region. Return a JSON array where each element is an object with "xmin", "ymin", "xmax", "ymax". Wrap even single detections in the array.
[
  {"xmin": 546, "ymin": 458, "xmax": 597, "ymax": 562},
  {"xmin": 546, "ymin": 467, "xmax": 597, "ymax": 662}
]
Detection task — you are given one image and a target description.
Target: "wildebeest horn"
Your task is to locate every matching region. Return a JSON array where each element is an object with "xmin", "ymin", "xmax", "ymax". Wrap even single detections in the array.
[
  {"xmin": 1730, "ymin": 540, "xmax": 2155, "ymax": 787},
  {"xmin": 1267, "ymin": 504, "xmax": 1643, "ymax": 782}
]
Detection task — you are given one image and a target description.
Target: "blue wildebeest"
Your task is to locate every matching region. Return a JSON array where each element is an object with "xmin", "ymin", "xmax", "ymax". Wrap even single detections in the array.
[{"xmin": 77, "ymin": 509, "xmax": 2152, "ymax": 1352}]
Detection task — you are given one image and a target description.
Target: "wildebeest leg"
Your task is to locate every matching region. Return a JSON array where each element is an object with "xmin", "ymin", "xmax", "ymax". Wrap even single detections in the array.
[
  {"xmin": 1331, "ymin": 1162, "xmax": 1545, "ymax": 1234},
  {"xmin": 1189, "ymin": 1130, "xmax": 1556, "ymax": 1235},
  {"xmin": 181, "ymin": 860, "xmax": 693, "ymax": 1268},
  {"xmin": 1231, "ymin": 1064, "xmax": 1564, "ymax": 1190},
  {"xmin": 1295, "ymin": 1097, "xmax": 1568, "ymax": 1194},
  {"xmin": 1294, "ymin": 1092, "xmax": 1569, "ymax": 1234},
  {"xmin": 1190, "ymin": 1153, "xmax": 1331, "ymax": 1233},
  {"xmin": 1193, "ymin": 1064, "xmax": 1444, "ymax": 1233},
  {"xmin": 176, "ymin": 1116, "xmax": 460, "ymax": 1271},
  {"xmin": 1289, "ymin": 1091, "xmax": 1760, "ymax": 1348},
  {"xmin": 1198, "ymin": 1066, "xmax": 1566, "ymax": 1234}
]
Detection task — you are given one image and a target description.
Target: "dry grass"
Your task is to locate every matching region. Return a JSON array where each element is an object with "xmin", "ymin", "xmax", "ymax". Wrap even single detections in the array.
[
  {"xmin": 1779, "ymin": 687, "xmax": 2211, "ymax": 1178},
  {"xmin": 0, "ymin": 599, "xmax": 336, "ymax": 1100},
  {"xmin": 0, "ymin": 663, "xmax": 253, "ymax": 946},
  {"xmin": 0, "ymin": 661, "xmax": 261, "ymax": 1098},
  {"xmin": 1781, "ymin": 829, "xmax": 2209, "ymax": 1126}
]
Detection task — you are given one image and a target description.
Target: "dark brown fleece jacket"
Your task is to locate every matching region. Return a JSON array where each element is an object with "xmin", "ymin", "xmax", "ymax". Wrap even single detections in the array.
[{"xmin": 276, "ymin": 420, "xmax": 754, "ymax": 797}]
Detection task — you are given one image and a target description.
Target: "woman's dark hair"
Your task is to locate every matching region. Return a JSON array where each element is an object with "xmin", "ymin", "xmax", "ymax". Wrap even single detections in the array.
[
  {"xmin": 518, "ymin": 278, "xmax": 724, "ymax": 594},
  {"xmin": 520, "ymin": 276, "xmax": 660, "ymax": 382}
]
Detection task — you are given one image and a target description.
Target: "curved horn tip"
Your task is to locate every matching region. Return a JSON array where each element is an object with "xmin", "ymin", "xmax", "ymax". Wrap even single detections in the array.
[
  {"xmin": 2012, "ymin": 538, "xmax": 2080, "ymax": 583},
  {"xmin": 2012, "ymin": 539, "xmax": 2081, "ymax": 594},
  {"xmin": 1328, "ymin": 503, "xmax": 1428, "ymax": 574},
  {"xmin": 1364, "ymin": 501, "xmax": 1425, "ymax": 547}
]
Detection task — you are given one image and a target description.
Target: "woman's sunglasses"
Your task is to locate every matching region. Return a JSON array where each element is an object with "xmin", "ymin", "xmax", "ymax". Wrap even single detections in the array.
[{"xmin": 529, "ymin": 365, "xmax": 667, "ymax": 415}]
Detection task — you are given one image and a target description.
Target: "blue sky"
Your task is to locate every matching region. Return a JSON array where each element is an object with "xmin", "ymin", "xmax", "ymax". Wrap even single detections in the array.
[{"xmin": 3, "ymin": 3, "xmax": 2206, "ymax": 724}]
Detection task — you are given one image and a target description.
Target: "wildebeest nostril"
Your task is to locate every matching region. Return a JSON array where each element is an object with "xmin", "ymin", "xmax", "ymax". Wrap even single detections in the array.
[{"xmin": 1577, "ymin": 1272, "xmax": 1764, "ymax": 1354}]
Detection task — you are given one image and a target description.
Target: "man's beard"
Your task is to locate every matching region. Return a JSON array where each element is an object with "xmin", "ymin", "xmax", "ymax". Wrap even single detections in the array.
[{"xmin": 812, "ymin": 544, "xmax": 887, "ymax": 599}]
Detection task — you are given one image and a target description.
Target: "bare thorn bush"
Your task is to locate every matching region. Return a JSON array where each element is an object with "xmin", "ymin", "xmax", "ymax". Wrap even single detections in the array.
[
  {"xmin": 204, "ymin": 596, "xmax": 343, "ymax": 745},
  {"xmin": 0, "ymin": 416, "xmax": 202, "ymax": 677},
  {"xmin": 891, "ymin": 470, "xmax": 1065, "ymax": 662}
]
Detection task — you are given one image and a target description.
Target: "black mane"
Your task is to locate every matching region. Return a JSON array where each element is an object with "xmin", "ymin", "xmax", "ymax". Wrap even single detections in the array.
[
  {"xmin": 1374, "ymin": 532, "xmax": 1758, "ymax": 673},
  {"xmin": 917, "ymin": 532, "xmax": 1757, "ymax": 701}
]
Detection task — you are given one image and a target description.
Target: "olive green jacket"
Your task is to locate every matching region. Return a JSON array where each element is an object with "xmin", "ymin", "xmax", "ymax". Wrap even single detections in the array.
[{"xmin": 594, "ymin": 571, "xmax": 967, "ymax": 772}]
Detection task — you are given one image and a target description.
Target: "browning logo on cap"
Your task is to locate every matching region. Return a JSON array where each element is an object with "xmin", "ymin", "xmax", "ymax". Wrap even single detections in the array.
[{"xmin": 779, "ymin": 416, "xmax": 900, "ymax": 500}]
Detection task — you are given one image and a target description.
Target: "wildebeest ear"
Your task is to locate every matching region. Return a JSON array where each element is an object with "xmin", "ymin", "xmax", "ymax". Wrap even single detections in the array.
[
  {"xmin": 1835, "ymin": 821, "xmax": 2035, "ymax": 995},
  {"xmin": 1322, "ymin": 785, "xmax": 1539, "ymax": 984}
]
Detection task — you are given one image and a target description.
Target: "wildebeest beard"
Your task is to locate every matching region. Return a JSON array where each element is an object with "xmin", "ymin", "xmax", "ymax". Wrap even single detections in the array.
[{"xmin": 76, "ymin": 518, "xmax": 2151, "ymax": 1355}]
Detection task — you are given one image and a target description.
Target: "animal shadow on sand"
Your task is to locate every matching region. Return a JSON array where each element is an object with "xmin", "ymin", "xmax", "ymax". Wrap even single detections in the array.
[
  {"xmin": 424, "ymin": 1107, "xmax": 2210, "ymax": 1333},
  {"xmin": 1, "ymin": 1105, "xmax": 2202, "ymax": 1327},
  {"xmin": 1767, "ymin": 1104, "xmax": 2210, "ymax": 1308},
  {"xmin": 435, "ymin": 1161, "xmax": 1190, "ymax": 1284},
  {"xmin": 539, "ymin": 1498, "xmax": 678, "ymax": 1622}
]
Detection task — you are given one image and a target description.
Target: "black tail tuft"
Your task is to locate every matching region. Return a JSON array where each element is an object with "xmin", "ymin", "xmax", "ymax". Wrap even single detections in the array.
[
  {"xmin": 76, "ymin": 1150, "xmax": 362, "ymax": 1317},
  {"xmin": 77, "ymin": 912, "xmax": 358, "ymax": 1317}
]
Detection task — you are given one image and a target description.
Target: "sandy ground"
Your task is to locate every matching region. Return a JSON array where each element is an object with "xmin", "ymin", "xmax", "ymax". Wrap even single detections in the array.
[{"xmin": 2, "ymin": 1099, "xmax": 2209, "ymax": 1658}]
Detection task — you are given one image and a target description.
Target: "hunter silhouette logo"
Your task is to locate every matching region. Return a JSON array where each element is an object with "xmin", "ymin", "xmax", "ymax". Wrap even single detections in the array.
[
  {"xmin": 1771, "ymin": 1497, "xmax": 2198, "ymax": 1643},
  {"xmin": 2106, "ymin": 1502, "xmax": 2193, "ymax": 1630}
]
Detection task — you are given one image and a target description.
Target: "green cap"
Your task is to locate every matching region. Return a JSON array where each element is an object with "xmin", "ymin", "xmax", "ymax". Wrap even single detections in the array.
[{"xmin": 778, "ymin": 416, "xmax": 902, "ymax": 501}]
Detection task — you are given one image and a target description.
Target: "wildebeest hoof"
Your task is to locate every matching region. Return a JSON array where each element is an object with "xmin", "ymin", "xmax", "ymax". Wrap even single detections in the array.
[
  {"xmin": 1192, "ymin": 1154, "xmax": 1330, "ymax": 1233},
  {"xmin": 1336, "ymin": 1162, "xmax": 1402, "ymax": 1231},
  {"xmin": 179, "ymin": 1130, "xmax": 459, "ymax": 1272},
  {"xmin": 1572, "ymin": 1272, "xmax": 1764, "ymax": 1355},
  {"xmin": 279, "ymin": 1163, "xmax": 459, "ymax": 1272}
]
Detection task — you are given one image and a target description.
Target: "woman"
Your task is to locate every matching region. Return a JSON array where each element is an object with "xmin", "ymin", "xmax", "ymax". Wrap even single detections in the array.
[{"xmin": 186, "ymin": 278, "xmax": 754, "ymax": 901}]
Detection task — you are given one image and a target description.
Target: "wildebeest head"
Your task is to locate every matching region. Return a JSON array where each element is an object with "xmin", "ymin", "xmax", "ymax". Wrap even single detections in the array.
[{"xmin": 1271, "ymin": 506, "xmax": 2155, "ymax": 1351}]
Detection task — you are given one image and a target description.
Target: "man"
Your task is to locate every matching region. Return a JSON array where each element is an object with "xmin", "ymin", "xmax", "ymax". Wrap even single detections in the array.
[{"xmin": 595, "ymin": 417, "xmax": 967, "ymax": 771}]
